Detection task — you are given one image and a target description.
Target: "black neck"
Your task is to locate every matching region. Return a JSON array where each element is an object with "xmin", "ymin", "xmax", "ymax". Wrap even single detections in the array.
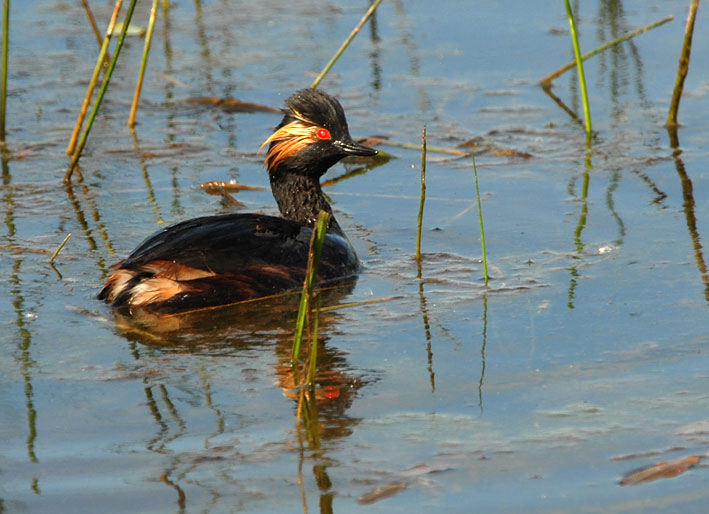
[{"xmin": 269, "ymin": 169, "xmax": 342, "ymax": 233}]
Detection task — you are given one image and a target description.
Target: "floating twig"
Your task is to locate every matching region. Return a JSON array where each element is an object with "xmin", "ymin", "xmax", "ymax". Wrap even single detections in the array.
[
  {"xmin": 199, "ymin": 180, "xmax": 265, "ymax": 192},
  {"xmin": 155, "ymin": 283, "xmax": 349, "ymax": 318},
  {"xmin": 458, "ymin": 137, "xmax": 533, "ymax": 159},
  {"xmin": 359, "ymin": 482, "xmax": 407, "ymax": 505},
  {"xmin": 49, "ymin": 233, "xmax": 72, "ymax": 265},
  {"xmin": 667, "ymin": 2, "xmax": 698, "ymax": 128},
  {"xmin": 540, "ymin": 15, "xmax": 674, "ymax": 85},
  {"xmin": 564, "ymin": 0, "xmax": 592, "ymax": 135},
  {"xmin": 0, "ymin": 245, "xmax": 50, "ymax": 255},
  {"xmin": 66, "ymin": 0, "xmax": 138, "ymax": 182},
  {"xmin": 200, "ymin": 180, "xmax": 262, "ymax": 205},
  {"xmin": 128, "ymin": 0, "xmax": 159, "ymax": 127},
  {"xmin": 620, "ymin": 455, "xmax": 701, "ymax": 486},
  {"xmin": 186, "ymin": 96, "xmax": 280, "ymax": 113},
  {"xmin": 376, "ymin": 138, "xmax": 465, "ymax": 156},
  {"xmin": 472, "ymin": 153, "xmax": 488, "ymax": 286},
  {"xmin": 318, "ymin": 295, "xmax": 399, "ymax": 312},
  {"xmin": 416, "ymin": 126, "xmax": 426, "ymax": 262},
  {"xmin": 311, "ymin": 0, "xmax": 383, "ymax": 89}
]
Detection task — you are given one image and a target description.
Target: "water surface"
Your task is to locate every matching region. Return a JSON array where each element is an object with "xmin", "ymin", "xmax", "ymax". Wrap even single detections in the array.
[{"xmin": 2, "ymin": 1, "xmax": 709, "ymax": 512}]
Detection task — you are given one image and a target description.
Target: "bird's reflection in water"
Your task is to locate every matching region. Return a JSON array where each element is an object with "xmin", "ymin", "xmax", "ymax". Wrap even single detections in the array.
[
  {"xmin": 112, "ymin": 279, "xmax": 365, "ymax": 391},
  {"xmin": 106, "ymin": 278, "xmax": 368, "ymax": 509}
]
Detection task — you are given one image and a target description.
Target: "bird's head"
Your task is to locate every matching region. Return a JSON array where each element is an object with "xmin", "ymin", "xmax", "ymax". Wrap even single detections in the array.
[{"xmin": 261, "ymin": 88, "xmax": 377, "ymax": 177}]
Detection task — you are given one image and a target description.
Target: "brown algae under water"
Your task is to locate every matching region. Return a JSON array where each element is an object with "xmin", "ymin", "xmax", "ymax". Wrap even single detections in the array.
[{"xmin": 3, "ymin": 0, "xmax": 709, "ymax": 512}]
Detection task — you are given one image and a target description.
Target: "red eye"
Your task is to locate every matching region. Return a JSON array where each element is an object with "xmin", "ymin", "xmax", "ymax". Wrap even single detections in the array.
[{"xmin": 316, "ymin": 128, "xmax": 331, "ymax": 140}]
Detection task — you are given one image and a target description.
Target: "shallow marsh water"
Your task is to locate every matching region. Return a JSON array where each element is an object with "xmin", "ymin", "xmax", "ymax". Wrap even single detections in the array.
[{"xmin": 2, "ymin": 0, "xmax": 709, "ymax": 512}]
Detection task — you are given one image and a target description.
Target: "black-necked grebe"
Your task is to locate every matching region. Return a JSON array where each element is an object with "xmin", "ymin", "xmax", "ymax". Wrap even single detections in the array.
[{"xmin": 99, "ymin": 88, "xmax": 377, "ymax": 312}]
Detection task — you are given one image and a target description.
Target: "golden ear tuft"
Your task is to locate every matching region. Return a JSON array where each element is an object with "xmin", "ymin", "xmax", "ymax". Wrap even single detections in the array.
[{"xmin": 260, "ymin": 111, "xmax": 321, "ymax": 170}]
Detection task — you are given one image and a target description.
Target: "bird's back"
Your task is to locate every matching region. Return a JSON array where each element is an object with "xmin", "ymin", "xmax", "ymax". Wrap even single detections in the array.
[{"xmin": 99, "ymin": 213, "xmax": 359, "ymax": 312}]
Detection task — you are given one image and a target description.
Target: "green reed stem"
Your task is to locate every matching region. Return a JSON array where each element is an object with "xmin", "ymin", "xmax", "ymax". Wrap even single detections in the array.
[
  {"xmin": 306, "ymin": 295, "xmax": 321, "ymax": 385},
  {"xmin": 66, "ymin": 0, "xmax": 123, "ymax": 157},
  {"xmin": 563, "ymin": 0, "xmax": 592, "ymax": 135},
  {"xmin": 65, "ymin": 0, "xmax": 137, "ymax": 182},
  {"xmin": 540, "ymin": 15, "xmax": 673, "ymax": 85},
  {"xmin": 472, "ymin": 153, "xmax": 488, "ymax": 287},
  {"xmin": 416, "ymin": 126, "xmax": 426, "ymax": 262},
  {"xmin": 311, "ymin": 0, "xmax": 383, "ymax": 89},
  {"xmin": 49, "ymin": 233, "xmax": 72, "ymax": 265},
  {"xmin": 292, "ymin": 210, "xmax": 330, "ymax": 364},
  {"xmin": 667, "ymin": 0, "xmax": 698, "ymax": 127},
  {"xmin": 0, "ymin": 0, "xmax": 9, "ymax": 142},
  {"xmin": 128, "ymin": 0, "xmax": 159, "ymax": 127}
]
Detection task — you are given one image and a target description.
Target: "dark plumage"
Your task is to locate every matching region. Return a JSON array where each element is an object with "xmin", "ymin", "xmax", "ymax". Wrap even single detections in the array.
[{"xmin": 99, "ymin": 89, "xmax": 377, "ymax": 313}]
